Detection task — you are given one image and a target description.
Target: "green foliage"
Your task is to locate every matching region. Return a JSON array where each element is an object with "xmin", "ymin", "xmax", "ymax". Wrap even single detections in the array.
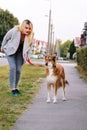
[
  {"xmin": 0, "ymin": 8, "xmax": 19, "ymax": 47},
  {"xmin": 76, "ymin": 65, "xmax": 87, "ymax": 82},
  {"xmin": 68, "ymin": 40, "xmax": 76, "ymax": 59},
  {"xmin": 77, "ymin": 46, "xmax": 87, "ymax": 71},
  {"xmin": 60, "ymin": 40, "xmax": 72, "ymax": 57}
]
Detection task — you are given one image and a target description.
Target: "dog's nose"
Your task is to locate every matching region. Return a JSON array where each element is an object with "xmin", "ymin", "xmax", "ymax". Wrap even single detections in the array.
[{"xmin": 45, "ymin": 62, "xmax": 48, "ymax": 66}]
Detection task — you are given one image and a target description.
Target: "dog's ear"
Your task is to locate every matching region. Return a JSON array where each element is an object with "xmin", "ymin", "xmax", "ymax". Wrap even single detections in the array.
[
  {"xmin": 52, "ymin": 55, "xmax": 56, "ymax": 61},
  {"xmin": 45, "ymin": 54, "xmax": 49, "ymax": 59},
  {"xmin": 45, "ymin": 54, "xmax": 47, "ymax": 60}
]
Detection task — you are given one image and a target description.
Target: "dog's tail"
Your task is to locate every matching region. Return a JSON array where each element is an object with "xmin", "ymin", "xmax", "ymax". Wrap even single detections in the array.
[{"xmin": 65, "ymin": 80, "xmax": 69, "ymax": 85}]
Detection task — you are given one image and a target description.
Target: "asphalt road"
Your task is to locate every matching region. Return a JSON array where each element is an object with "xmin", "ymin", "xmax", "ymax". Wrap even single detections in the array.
[
  {"xmin": 0, "ymin": 57, "xmax": 8, "ymax": 66},
  {"xmin": 11, "ymin": 62, "xmax": 87, "ymax": 130},
  {"xmin": 0, "ymin": 58, "xmax": 44, "ymax": 66}
]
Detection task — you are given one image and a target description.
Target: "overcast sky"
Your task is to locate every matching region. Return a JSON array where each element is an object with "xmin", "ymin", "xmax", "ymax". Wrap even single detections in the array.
[{"xmin": 0, "ymin": 0, "xmax": 87, "ymax": 42}]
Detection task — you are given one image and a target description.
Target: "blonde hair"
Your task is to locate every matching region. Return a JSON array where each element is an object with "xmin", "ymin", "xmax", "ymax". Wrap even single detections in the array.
[{"xmin": 15, "ymin": 19, "xmax": 34, "ymax": 45}]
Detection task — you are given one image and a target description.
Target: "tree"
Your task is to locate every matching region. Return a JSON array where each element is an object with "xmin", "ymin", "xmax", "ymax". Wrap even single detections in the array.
[
  {"xmin": 60, "ymin": 40, "xmax": 72, "ymax": 58},
  {"xmin": 69, "ymin": 40, "xmax": 76, "ymax": 59},
  {"xmin": 0, "ymin": 8, "xmax": 19, "ymax": 47}
]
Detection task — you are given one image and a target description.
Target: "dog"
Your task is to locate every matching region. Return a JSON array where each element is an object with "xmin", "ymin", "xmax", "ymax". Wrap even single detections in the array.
[{"xmin": 45, "ymin": 54, "xmax": 68, "ymax": 103}]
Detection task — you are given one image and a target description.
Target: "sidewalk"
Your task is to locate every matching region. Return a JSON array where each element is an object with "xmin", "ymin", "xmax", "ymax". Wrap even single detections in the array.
[{"xmin": 11, "ymin": 63, "xmax": 87, "ymax": 130}]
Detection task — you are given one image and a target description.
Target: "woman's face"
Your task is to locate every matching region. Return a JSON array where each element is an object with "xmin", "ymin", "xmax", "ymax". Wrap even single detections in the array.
[{"xmin": 22, "ymin": 23, "xmax": 32, "ymax": 35}]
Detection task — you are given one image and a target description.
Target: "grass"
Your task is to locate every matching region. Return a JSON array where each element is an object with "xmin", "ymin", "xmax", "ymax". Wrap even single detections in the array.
[
  {"xmin": 76, "ymin": 65, "xmax": 87, "ymax": 82},
  {"xmin": 0, "ymin": 64, "xmax": 45, "ymax": 130}
]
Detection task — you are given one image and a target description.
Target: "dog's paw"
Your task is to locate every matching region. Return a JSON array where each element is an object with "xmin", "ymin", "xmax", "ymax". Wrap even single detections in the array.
[
  {"xmin": 53, "ymin": 99, "xmax": 57, "ymax": 104},
  {"xmin": 62, "ymin": 97, "xmax": 66, "ymax": 101},
  {"xmin": 46, "ymin": 99, "xmax": 51, "ymax": 103}
]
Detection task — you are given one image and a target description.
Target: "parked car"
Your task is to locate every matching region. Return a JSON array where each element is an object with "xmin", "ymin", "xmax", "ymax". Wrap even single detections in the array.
[
  {"xmin": 0, "ymin": 52, "xmax": 6, "ymax": 57},
  {"xmin": 38, "ymin": 54, "xmax": 44, "ymax": 59},
  {"xmin": 73, "ymin": 52, "xmax": 77, "ymax": 60},
  {"xmin": 30, "ymin": 55, "xmax": 38, "ymax": 59},
  {"xmin": 58, "ymin": 57, "xmax": 63, "ymax": 61}
]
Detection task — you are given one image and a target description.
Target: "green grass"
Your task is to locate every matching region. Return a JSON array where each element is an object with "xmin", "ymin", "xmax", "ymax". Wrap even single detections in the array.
[
  {"xmin": 76, "ymin": 65, "xmax": 87, "ymax": 82},
  {"xmin": 0, "ymin": 64, "xmax": 45, "ymax": 130}
]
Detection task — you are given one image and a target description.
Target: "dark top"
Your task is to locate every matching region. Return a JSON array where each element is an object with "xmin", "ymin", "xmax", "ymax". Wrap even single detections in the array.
[{"xmin": 16, "ymin": 41, "xmax": 24, "ymax": 52}]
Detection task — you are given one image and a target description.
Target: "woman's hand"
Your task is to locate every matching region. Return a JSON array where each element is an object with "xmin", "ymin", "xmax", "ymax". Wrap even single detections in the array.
[
  {"xmin": 26, "ymin": 58, "xmax": 44, "ymax": 67},
  {"xmin": 33, "ymin": 64, "xmax": 44, "ymax": 67},
  {"xmin": 26, "ymin": 57, "xmax": 34, "ymax": 65},
  {"xmin": 1, "ymin": 48, "xmax": 5, "ymax": 53}
]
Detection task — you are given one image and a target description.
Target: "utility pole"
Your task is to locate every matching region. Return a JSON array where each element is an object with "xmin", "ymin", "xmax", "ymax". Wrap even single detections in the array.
[
  {"xmin": 50, "ymin": 23, "xmax": 53, "ymax": 54},
  {"xmin": 46, "ymin": 0, "xmax": 52, "ymax": 54},
  {"xmin": 45, "ymin": 0, "xmax": 54, "ymax": 54},
  {"xmin": 47, "ymin": 8, "xmax": 51, "ymax": 54},
  {"xmin": 52, "ymin": 31, "xmax": 54, "ymax": 53}
]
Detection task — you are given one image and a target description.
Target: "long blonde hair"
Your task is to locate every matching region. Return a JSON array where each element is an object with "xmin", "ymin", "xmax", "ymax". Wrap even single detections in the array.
[{"xmin": 15, "ymin": 19, "xmax": 34, "ymax": 45}]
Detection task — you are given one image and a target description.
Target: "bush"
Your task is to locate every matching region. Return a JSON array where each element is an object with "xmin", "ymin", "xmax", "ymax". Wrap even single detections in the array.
[{"xmin": 77, "ymin": 46, "xmax": 87, "ymax": 71}]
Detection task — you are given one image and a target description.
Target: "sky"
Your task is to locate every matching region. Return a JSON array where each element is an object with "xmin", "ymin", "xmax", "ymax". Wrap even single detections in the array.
[{"xmin": 0, "ymin": 0, "xmax": 87, "ymax": 42}]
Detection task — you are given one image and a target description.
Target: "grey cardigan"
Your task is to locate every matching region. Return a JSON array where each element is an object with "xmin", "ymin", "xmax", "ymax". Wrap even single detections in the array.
[{"xmin": 1, "ymin": 27, "xmax": 33, "ymax": 60}]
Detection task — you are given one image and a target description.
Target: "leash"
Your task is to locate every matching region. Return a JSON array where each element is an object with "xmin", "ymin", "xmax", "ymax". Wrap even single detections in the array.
[
  {"xmin": 26, "ymin": 57, "xmax": 44, "ymax": 67},
  {"xmin": 26, "ymin": 57, "xmax": 34, "ymax": 65}
]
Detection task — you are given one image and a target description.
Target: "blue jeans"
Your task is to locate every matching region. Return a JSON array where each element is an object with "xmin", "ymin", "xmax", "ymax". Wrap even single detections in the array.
[{"xmin": 6, "ymin": 51, "xmax": 24, "ymax": 89}]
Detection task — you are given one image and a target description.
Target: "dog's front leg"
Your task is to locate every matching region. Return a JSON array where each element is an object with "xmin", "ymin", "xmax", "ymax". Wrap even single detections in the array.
[
  {"xmin": 53, "ymin": 83, "xmax": 57, "ymax": 103},
  {"xmin": 46, "ymin": 83, "xmax": 51, "ymax": 103},
  {"xmin": 62, "ymin": 87, "xmax": 66, "ymax": 101}
]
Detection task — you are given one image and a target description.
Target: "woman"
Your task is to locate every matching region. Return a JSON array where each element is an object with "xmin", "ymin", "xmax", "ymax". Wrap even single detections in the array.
[{"xmin": 1, "ymin": 19, "xmax": 34, "ymax": 95}]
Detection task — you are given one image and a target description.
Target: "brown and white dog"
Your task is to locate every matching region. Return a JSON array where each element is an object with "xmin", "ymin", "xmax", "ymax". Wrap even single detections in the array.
[{"xmin": 45, "ymin": 54, "xmax": 68, "ymax": 103}]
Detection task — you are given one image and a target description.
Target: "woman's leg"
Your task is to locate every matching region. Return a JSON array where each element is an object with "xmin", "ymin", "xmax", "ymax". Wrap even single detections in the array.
[
  {"xmin": 6, "ymin": 54, "xmax": 16, "ymax": 89},
  {"xmin": 6, "ymin": 51, "xmax": 24, "ymax": 95},
  {"xmin": 15, "ymin": 51, "xmax": 24, "ymax": 88}
]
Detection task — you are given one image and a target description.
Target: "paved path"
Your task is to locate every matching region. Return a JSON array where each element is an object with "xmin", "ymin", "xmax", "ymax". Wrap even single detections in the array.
[
  {"xmin": 11, "ymin": 63, "xmax": 87, "ymax": 130},
  {"xmin": 0, "ymin": 58, "xmax": 8, "ymax": 66}
]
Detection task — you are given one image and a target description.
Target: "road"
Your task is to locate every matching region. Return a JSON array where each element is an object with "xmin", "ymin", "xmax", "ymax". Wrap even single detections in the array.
[
  {"xmin": 0, "ymin": 58, "xmax": 45, "ymax": 66},
  {"xmin": 0, "ymin": 57, "xmax": 8, "ymax": 66},
  {"xmin": 0, "ymin": 57, "xmax": 70, "ymax": 67},
  {"xmin": 11, "ymin": 62, "xmax": 87, "ymax": 130}
]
